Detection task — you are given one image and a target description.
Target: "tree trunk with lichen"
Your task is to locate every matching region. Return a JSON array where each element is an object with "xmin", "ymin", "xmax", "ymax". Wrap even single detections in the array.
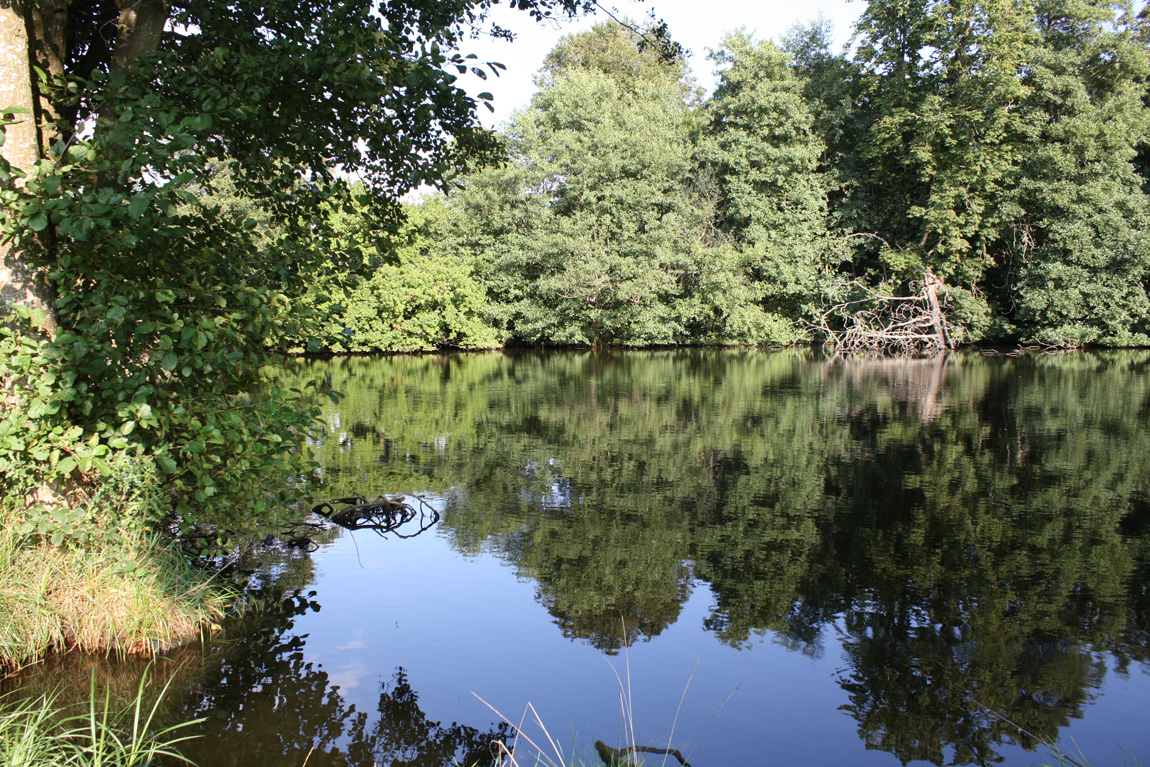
[{"xmin": 1, "ymin": 0, "xmax": 56, "ymax": 338}]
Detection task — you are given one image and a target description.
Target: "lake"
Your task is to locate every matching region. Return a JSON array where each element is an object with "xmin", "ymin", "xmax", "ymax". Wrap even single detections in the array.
[{"xmin": 11, "ymin": 349, "xmax": 1150, "ymax": 766}]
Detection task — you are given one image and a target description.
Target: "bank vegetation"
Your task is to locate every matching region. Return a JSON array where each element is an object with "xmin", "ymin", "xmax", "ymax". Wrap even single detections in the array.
[{"xmin": 2, "ymin": 0, "xmax": 1149, "ymax": 671}]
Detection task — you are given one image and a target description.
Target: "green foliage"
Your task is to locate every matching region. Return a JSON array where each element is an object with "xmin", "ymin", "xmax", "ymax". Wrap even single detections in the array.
[
  {"xmin": 424, "ymin": 2, "xmax": 1150, "ymax": 350},
  {"xmin": 447, "ymin": 22, "xmax": 822, "ymax": 347},
  {"xmin": 321, "ymin": 198, "xmax": 500, "ymax": 353},
  {"xmin": 816, "ymin": 0, "xmax": 1150, "ymax": 344},
  {"xmin": 698, "ymin": 31, "xmax": 838, "ymax": 340},
  {"xmin": 447, "ymin": 24, "xmax": 705, "ymax": 346},
  {"xmin": 1006, "ymin": 0, "xmax": 1150, "ymax": 345},
  {"xmin": 700, "ymin": 33, "xmax": 827, "ymax": 249},
  {"xmin": 0, "ymin": 0, "xmax": 608, "ymax": 545},
  {"xmin": 0, "ymin": 277, "xmax": 324, "ymax": 542},
  {"xmin": 672, "ymin": 243, "xmax": 811, "ymax": 345},
  {"xmin": 851, "ymin": 0, "xmax": 1033, "ymax": 277}
]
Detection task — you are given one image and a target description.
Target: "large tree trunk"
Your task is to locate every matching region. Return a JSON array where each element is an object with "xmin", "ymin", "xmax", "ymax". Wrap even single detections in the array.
[
  {"xmin": 26, "ymin": 0, "xmax": 68, "ymax": 146},
  {"xmin": 0, "ymin": 0, "xmax": 56, "ymax": 338}
]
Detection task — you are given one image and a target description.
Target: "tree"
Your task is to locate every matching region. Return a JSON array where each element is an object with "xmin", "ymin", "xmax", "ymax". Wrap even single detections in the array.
[
  {"xmin": 781, "ymin": 16, "xmax": 869, "ymax": 238},
  {"xmin": 459, "ymin": 22, "xmax": 710, "ymax": 347},
  {"xmin": 1004, "ymin": 0, "xmax": 1150, "ymax": 346},
  {"xmin": 322, "ymin": 197, "xmax": 501, "ymax": 353},
  {"xmin": 834, "ymin": 0, "xmax": 1036, "ymax": 343},
  {"xmin": 698, "ymin": 30, "xmax": 836, "ymax": 342},
  {"xmin": 828, "ymin": 0, "xmax": 1150, "ymax": 348},
  {"xmin": 0, "ymin": 0, "xmax": 648, "ymax": 540}
]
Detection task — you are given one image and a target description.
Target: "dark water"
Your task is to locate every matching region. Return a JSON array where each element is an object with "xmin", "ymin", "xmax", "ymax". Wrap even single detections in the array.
[{"xmin": 13, "ymin": 350, "xmax": 1150, "ymax": 766}]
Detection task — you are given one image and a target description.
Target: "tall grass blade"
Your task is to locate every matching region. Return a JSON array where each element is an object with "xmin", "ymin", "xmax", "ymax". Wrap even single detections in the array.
[{"xmin": 473, "ymin": 693, "xmax": 567, "ymax": 767}]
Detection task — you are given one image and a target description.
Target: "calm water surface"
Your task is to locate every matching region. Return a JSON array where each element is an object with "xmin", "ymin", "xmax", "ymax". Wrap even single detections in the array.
[{"xmin": 16, "ymin": 350, "xmax": 1150, "ymax": 766}]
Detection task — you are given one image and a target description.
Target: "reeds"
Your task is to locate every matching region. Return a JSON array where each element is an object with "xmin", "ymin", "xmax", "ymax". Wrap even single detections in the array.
[
  {"xmin": 0, "ymin": 523, "xmax": 230, "ymax": 673},
  {"xmin": 0, "ymin": 666, "xmax": 200, "ymax": 766},
  {"xmin": 972, "ymin": 699, "xmax": 1141, "ymax": 767},
  {"xmin": 475, "ymin": 643, "xmax": 738, "ymax": 767}
]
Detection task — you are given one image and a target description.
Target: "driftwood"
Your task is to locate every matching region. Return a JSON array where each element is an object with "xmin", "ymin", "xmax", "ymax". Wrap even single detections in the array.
[
  {"xmin": 283, "ymin": 494, "xmax": 440, "ymax": 551},
  {"xmin": 810, "ymin": 269, "xmax": 962, "ymax": 355},
  {"xmin": 594, "ymin": 741, "xmax": 693, "ymax": 767}
]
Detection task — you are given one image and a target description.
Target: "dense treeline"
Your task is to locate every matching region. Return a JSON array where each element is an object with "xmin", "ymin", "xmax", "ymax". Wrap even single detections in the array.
[
  {"xmin": 1, "ymin": 0, "xmax": 1146, "ymax": 666},
  {"xmin": 313, "ymin": 0, "xmax": 1150, "ymax": 352}
]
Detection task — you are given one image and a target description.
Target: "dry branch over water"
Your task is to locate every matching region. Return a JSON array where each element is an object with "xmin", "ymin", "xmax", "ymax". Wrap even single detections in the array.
[{"xmin": 811, "ymin": 270, "xmax": 964, "ymax": 355}]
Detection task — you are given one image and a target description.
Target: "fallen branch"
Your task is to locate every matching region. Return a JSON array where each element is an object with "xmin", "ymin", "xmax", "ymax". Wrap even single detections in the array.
[
  {"xmin": 809, "ymin": 269, "xmax": 963, "ymax": 355},
  {"xmin": 595, "ymin": 740, "xmax": 693, "ymax": 767},
  {"xmin": 281, "ymin": 494, "xmax": 440, "ymax": 551}
]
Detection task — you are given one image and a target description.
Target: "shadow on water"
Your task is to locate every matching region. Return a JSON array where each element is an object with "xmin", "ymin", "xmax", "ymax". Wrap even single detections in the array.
[
  {"xmin": 4, "ymin": 509, "xmax": 508, "ymax": 767},
  {"xmin": 6, "ymin": 349, "xmax": 1150, "ymax": 767},
  {"xmin": 169, "ymin": 574, "xmax": 509, "ymax": 767}
]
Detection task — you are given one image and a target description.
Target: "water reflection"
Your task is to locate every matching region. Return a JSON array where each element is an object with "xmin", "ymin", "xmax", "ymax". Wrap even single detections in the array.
[
  {"xmin": 171, "ymin": 541, "xmax": 510, "ymax": 767},
  {"xmin": 8, "ymin": 350, "xmax": 1149, "ymax": 767},
  {"xmin": 303, "ymin": 349, "xmax": 1150, "ymax": 764}
]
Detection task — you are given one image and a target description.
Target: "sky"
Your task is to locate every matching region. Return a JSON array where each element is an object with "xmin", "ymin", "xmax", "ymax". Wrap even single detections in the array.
[{"xmin": 452, "ymin": 0, "xmax": 865, "ymax": 129}]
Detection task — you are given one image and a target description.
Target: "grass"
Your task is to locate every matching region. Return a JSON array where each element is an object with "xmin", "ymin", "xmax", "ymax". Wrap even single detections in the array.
[
  {"xmin": 0, "ymin": 522, "xmax": 230, "ymax": 675},
  {"xmin": 0, "ymin": 666, "xmax": 201, "ymax": 767},
  {"xmin": 1032, "ymin": 742, "xmax": 1141, "ymax": 767},
  {"xmin": 972, "ymin": 700, "xmax": 1142, "ymax": 767},
  {"xmin": 474, "ymin": 645, "xmax": 739, "ymax": 767}
]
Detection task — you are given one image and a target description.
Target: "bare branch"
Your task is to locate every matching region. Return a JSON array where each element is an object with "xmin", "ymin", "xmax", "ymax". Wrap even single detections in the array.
[{"xmin": 808, "ymin": 269, "xmax": 964, "ymax": 355}]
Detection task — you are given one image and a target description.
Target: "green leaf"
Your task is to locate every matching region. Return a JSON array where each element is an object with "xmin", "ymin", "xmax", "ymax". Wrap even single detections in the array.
[
  {"xmin": 162, "ymin": 353, "xmax": 178, "ymax": 371},
  {"xmin": 128, "ymin": 193, "xmax": 151, "ymax": 219},
  {"xmin": 28, "ymin": 212, "xmax": 49, "ymax": 231}
]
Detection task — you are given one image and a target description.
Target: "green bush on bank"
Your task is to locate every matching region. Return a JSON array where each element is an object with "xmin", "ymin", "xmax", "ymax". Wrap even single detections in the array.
[{"xmin": 316, "ymin": 198, "xmax": 501, "ymax": 353}]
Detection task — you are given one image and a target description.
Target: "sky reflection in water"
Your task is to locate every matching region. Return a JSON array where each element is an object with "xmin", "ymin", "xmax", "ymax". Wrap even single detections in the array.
[{"xmin": 17, "ymin": 349, "xmax": 1150, "ymax": 767}]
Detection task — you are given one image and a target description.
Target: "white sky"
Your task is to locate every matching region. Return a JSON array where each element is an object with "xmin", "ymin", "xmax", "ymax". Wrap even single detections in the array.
[{"xmin": 453, "ymin": 0, "xmax": 865, "ymax": 128}]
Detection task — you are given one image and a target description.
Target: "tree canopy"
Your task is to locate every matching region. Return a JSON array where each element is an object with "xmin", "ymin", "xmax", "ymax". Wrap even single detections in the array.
[
  {"xmin": 5, "ymin": 0, "xmax": 1150, "ymax": 549},
  {"xmin": 0, "ymin": 0, "xmax": 661, "ymax": 541}
]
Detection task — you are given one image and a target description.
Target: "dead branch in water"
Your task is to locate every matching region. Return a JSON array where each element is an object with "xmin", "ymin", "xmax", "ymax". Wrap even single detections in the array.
[
  {"xmin": 283, "ymin": 494, "xmax": 440, "ymax": 551},
  {"xmin": 595, "ymin": 740, "xmax": 693, "ymax": 767},
  {"xmin": 810, "ymin": 269, "xmax": 963, "ymax": 355}
]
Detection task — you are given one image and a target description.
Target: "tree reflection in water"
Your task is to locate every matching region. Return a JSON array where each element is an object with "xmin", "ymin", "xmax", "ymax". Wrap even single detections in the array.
[
  {"xmin": 300, "ymin": 349, "xmax": 1150, "ymax": 765},
  {"xmin": 10, "ymin": 351, "xmax": 1145, "ymax": 767},
  {"xmin": 169, "ymin": 544, "xmax": 509, "ymax": 767}
]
